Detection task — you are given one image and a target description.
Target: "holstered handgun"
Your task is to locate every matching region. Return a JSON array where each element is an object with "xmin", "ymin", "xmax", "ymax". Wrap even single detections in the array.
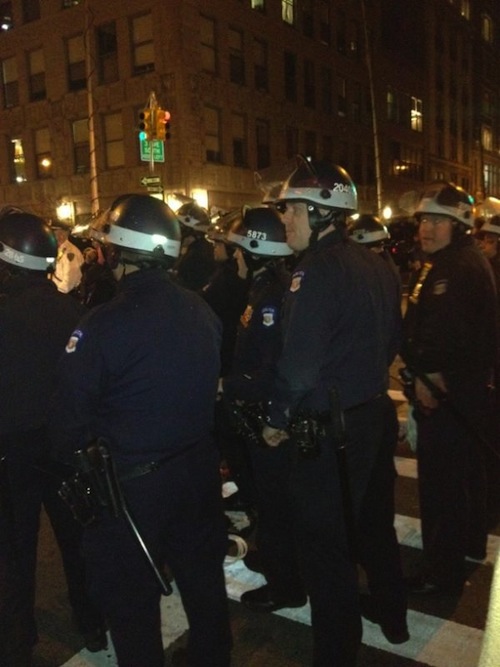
[
  {"xmin": 59, "ymin": 438, "xmax": 172, "ymax": 596},
  {"xmin": 228, "ymin": 401, "xmax": 268, "ymax": 448}
]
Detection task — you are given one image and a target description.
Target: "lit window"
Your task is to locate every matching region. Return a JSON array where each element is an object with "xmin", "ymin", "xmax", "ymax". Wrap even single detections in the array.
[
  {"xmin": 410, "ymin": 96, "xmax": 423, "ymax": 132},
  {"xmin": 35, "ymin": 128, "xmax": 52, "ymax": 179},
  {"xmin": 482, "ymin": 125, "xmax": 493, "ymax": 151},
  {"xmin": 460, "ymin": 0, "xmax": 470, "ymax": 20},
  {"xmin": 11, "ymin": 138, "xmax": 27, "ymax": 183},
  {"xmin": 251, "ymin": 0, "xmax": 265, "ymax": 10},
  {"xmin": 0, "ymin": 1, "xmax": 13, "ymax": 30},
  {"xmin": 282, "ymin": 0, "xmax": 295, "ymax": 25},
  {"xmin": 481, "ymin": 14, "xmax": 493, "ymax": 44}
]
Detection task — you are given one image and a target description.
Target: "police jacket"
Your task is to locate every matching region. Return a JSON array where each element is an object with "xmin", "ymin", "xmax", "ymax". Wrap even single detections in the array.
[
  {"xmin": 401, "ymin": 235, "xmax": 497, "ymax": 381},
  {"xmin": 174, "ymin": 236, "xmax": 217, "ymax": 292},
  {"xmin": 267, "ymin": 229, "xmax": 402, "ymax": 428},
  {"xmin": 223, "ymin": 260, "xmax": 290, "ymax": 403},
  {"xmin": 50, "ymin": 268, "xmax": 222, "ymax": 468},
  {"xmin": 200, "ymin": 259, "xmax": 250, "ymax": 376},
  {"xmin": 0, "ymin": 273, "xmax": 85, "ymax": 434}
]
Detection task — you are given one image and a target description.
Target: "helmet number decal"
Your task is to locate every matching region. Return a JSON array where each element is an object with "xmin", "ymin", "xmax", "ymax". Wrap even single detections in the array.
[
  {"xmin": 333, "ymin": 183, "xmax": 353, "ymax": 193},
  {"xmin": 246, "ymin": 230, "xmax": 267, "ymax": 240}
]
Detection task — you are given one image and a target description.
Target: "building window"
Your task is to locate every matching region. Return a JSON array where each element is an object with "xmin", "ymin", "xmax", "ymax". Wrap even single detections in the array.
[
  {"xmin": 460, "ymin": 0, "xmax": 470, "ymax": 20},
  {"xmin": 319, "ymin": 0, "xmax": 331, "ymax": 45},
  {"xmin": 2, "ymin": 56, "xmax": 19, "ymax": 108},
  {"xmin": 132, "ymin": 13, "xmax": 154, "ymax": 75},
  {"xmin": 336, "ymin": 10, "xmax": 346, "ymax": 54},
  {"xmin": 200, "ymin": 16, "xmax": 217, "ymax": 73},
  {"xmin": 67, "ymin": 34, "xmax": 86, "ymax": 91},
  {"xmin": 11, "ymin": 138, "xmax": 27, "ymax": 182},
  {"xmin": 254, "ymin": 38, "xmax": 268, "ymax": 91},
  {"xmin": 1, "ymin": 2, "xmax": 13, "ymax": 30},
  {"xmin": 282, "ymin": 0, "xmax": 295, "ymax": 25},
  {"xmin": 349, "ymin": 20, "xmax": 361, "ymax": 58},
  {"xmin": 104, "ymin": 112, "xmax": 124, "ymax": 168},
  {"xmin": 482, "ymin": 125, "xmax": 493, "ymax": 151},
  {"xmin": 72, "ymin": 119, "xmax": 90, "ymax": 174},
  {"xmin": 251, "ymin": 0, "xmax": 265, "ymax": 11},
  {"xmin": 228, "ymin": 27, "xmax": 245, "ymax": 85},
  {"xmin": 351, "ymin": 82, "xmax": 362, "ymax": 123},
  {"xmin": 302, "ymin": 0, "xmax": 313, "ymax": 39},
  {"xmin": 204, "ymin": 106, "xmax": 222, "ymax": 163},
  {"xmin": 410, "ymin": 96, "xmax": 423, "ymax": 132},
  {"xmin": 337, "ymin": 75, "xmax": 347, "ymax": 117},
  {"xmin": 22, "ymin": 0, "xmax": 40, "ymax": 22},
  {"xmin": 286, "ymin": 126, "xmax": 298, "ymax": 159},
  {"xmin": 34, "ymin": 127, "xmax": 52, "ymax": 179},
  {"xmin": 321, "ymin": 66, "xmax": 332, "ymax": 114},
  {"xmin": 387, "ymin": 89, "xmax": 399, "ymax": 122},
  {"xmin": 28, "ymin": 48, "xmax": 46, "ymax": 101},
  {"xmin": 304, "ymin": 59, "xmax": 315, "ymax": 108},
  {"xmin": 63, "ymin": 0, "xmax": 82, "ymax": 7},
  {"xmin": 481, "ymin": 14, "xmax": 493, "ymax": 43},
  {"xmin": 284, "ymin": 51, "xmax": 297, "ymax": 102},
  {"xmin": 256, "ymin": 119, "xmax": 270, "ymax": 169},
  {"xmin": 97, "ymin": 22, "xmax": 118, "ymax": 85},
  {"xmin": 232, "ymin": 113, "xmax": 247, "ymax": 167}
]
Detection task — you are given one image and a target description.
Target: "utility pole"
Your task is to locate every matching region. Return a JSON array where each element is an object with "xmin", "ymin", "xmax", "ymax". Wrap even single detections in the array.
[
  {"xmin": 84, "ymin": 0, "xmax": 100, "ymax": 215},
  {"xmin": 361, "ymin": 0, "xmax": 383, "ymax": 216}
]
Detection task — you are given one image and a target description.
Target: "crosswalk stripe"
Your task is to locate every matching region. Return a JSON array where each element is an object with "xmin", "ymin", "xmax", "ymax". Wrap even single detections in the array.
[{"xmin": 60, "ymin": 454, "xmax": 496, "ymax": 667}]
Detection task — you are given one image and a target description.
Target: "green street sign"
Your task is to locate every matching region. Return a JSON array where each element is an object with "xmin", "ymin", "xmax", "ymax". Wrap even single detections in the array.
[{"xmin": 140, "ymin": 139, "xmax": 165, "ymax": 163}]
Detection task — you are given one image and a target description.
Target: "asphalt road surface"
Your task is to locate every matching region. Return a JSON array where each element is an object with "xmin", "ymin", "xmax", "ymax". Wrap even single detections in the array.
[{"xmin": 32, "ymin": 383, "xmax": 500, "ymax": 667}]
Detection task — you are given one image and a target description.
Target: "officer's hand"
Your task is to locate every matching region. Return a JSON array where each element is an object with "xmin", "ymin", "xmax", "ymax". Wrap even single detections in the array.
[
  {"xmin": 415, "ymin": 373, "xmax": 447, "ymax": 413},
  {"xmin": 262, "ymin": 425, "xmax": 289, "ymax": 447}
]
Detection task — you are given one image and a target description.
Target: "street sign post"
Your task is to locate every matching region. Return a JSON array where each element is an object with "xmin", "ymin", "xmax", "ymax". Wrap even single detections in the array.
[
  {"xmin": 140, "ymin": 139, "xmax": 165, "ymax": 163},
  {"xmin": 140, "ymin": 175, "xmax": 161, "ymax": 186}
]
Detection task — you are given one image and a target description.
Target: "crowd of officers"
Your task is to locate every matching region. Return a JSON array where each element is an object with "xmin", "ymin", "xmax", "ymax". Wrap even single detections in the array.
[{"xmin": 0, "ymin": 154, "xmax": 499, "ymax": 667}]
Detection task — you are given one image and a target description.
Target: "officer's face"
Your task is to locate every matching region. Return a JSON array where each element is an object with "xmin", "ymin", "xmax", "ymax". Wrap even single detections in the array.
[
  {"xmin": 477, "ymin": 233, "xmax": 498, "ymax": 259},
  {"xmin": 418, "ymin": 215, "xmax": 453, "ymax": 254},
  {"xmin": 278, "ymin": 202, "xmax": 312, "ymax": 252}
]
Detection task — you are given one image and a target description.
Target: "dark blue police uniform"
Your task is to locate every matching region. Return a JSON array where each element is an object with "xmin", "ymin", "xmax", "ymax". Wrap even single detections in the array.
[
  {"xmin": 223, "ymin": 262, "xmax": 305, "ymax": 600},
  {"xmin": 50, "ymin": 268, "xmax": 232, "ymax": 667},
  {"xmin": 0, "ymin": 274, "xmax": 102, "ymax": 664},
  {"xmin": 267, "ymin": 229, "xmax": 402, "ymax": 666}
]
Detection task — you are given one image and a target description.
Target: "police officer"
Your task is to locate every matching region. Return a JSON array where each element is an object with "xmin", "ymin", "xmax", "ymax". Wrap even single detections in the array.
[
  {"xmin": 261, "ymin": 156, "xmax": 403, "ymax": 666},
  {"xmin": 0, "ymin": 211, "xmax": 105, "ymax": 666},
  {"xmin": 49, "ymin": 194, "xmax": 232, "ymax": 667},
  {"xmin": 218, "ymin": 206, "xmax": 307, "ymax": 611},
  {"xmin": 174, "ymin": 201, "xmax": 217, "ymax": 291},
  {"xmin": 402, "ymin": 182, "xmax": 497, "ymax": 592},
  {"xmin": 202, "ymin": 209, "xmax": 251, "ymax": 377}
]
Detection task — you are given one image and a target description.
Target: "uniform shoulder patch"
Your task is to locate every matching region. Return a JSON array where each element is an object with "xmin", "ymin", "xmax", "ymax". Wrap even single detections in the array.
[
  {"xmin": 261, "ymin": 306, "xmax": 278, "ymax": 327},
  {"xmin": 432, "ymin": 279, "xmax": 448, "ymax": 296},
  {"xmin": 290, "ymin": 270, "xmax": 305, "ymax": 293},
  {"xmin": 65, "ymin": 329, "xmax": 84, "ymax": 353}
]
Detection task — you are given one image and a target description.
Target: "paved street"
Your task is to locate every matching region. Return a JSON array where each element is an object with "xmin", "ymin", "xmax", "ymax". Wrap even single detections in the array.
[{"xmin": 31, "ymin": 381, "xmax": 500, "ymax": 667}]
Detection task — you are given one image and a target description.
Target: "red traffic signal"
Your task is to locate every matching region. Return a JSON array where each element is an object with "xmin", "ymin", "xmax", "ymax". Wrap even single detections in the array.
[{"xmin": 156, "ymin": 109, "xmax": 171, "ymax": 141}]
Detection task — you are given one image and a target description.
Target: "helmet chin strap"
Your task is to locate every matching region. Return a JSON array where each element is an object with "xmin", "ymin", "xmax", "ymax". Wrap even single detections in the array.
[{"xmin": 308, "ymin": 208, "xmax": 344, "ymax": 246}]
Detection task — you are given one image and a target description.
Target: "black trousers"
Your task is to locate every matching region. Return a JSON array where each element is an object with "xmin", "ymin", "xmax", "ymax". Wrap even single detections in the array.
[
  {"xmin": 83, "ymin": 442, "xmax": 232, "ymax": 667},
  {"xmin": 0, "ymin": 427, "xmax": 103, "ymax": 665},
  {"xmin": 289, "ymin": 394, "xmax": 401, "ymax": 667}
]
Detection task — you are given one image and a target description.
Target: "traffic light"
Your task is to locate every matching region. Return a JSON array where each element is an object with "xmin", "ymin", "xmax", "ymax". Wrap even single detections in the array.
[
  {"xmin": 138, "ymin": 108, "xmax": 152, "ymax": 141},
  {"xmin": 156, "ymin": 109, "xmax": 171, "ymax": 141}
]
